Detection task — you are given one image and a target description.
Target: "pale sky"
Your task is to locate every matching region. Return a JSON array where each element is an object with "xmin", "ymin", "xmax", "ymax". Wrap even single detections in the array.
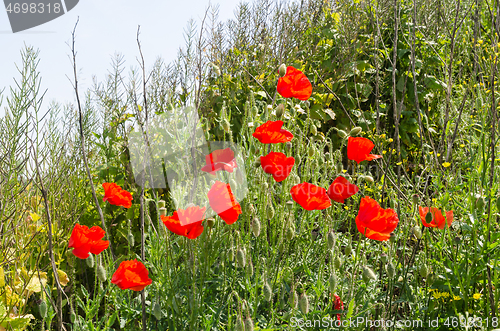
[{"xmin": 0, "ymin": 0, "xmax": 240, "ymax": 112}]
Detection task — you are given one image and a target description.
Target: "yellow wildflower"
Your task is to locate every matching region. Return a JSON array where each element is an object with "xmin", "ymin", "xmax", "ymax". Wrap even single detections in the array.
[
  {"xmin": 442, "ymin": 162, "xmax": 451, "ymax": 168},
  {"xmin": 473, "ymin": 293, "xmax": 482, "ymax": 300}
]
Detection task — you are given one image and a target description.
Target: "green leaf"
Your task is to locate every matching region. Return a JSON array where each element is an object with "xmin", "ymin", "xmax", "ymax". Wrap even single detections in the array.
[
  {"xmin": 254, "ymin": 91, "xmax": 267, "ymax": 99},
  {"xmin": 346, "ymin": 298, "xmax": 355, "ymax": 319}
]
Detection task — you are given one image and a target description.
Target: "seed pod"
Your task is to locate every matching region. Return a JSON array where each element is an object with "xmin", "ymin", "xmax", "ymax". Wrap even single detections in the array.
[
  {"xmin": 97, "ymin": 265, "xmax": 107, "ymax": 282},
  {"xmin": 412, "ymin": 194, "xmax": 419, "ymax": 205},
  {"xmin": 389, "ymin": 232, "xmax": 396, "ymax": 244},
  {"xmin": 251, "ymin": 218, "xmax": 261, "ymax": 237},
  {"xmin": 380, "ymin": 253, "xmax": 388, "ymax": 264},
  {"xmin": 386, "ymin": 262, "xmax": 395, "ymax": 278},
  {"xmin": 254, "ymin": 159, "xmax": 261, "ymax": 168},
  {"xmin": 86, "ymin": 254, "xmax": 94, "ymax": 268},
  {"xmin": 337, "ymin": 130, "xmax": 348, "ymax": 139},
  {"xmin": 159, "ymin": 207, "xmax": 167, "ymax": 216},
  {"xmin": 289, "ymin": 289, "xmax": 298, "ymax": 308},
  {"xmin": 327, "ymin": 231, "xmax": 335, "ymax": 250},
  {"xmin": 222, "ymin": 119, "xmax": 231, "ymax": 133},
  {"xmin": 329, "ymin": 274, "xmax": 337, "ymax": 293},
  {"xmin": 157, "ymin": 200, "xmax": 166, "ymax": 209},
  {"xmin": 207, "ymin": 218, "xmax": 216, "ymax": 228},
  {"xmin": 296, "ymin": 155, "xmax": 302, "ymax": 165},
  {"xmin": 244, "ymin": 317, "xmax": 254, "ymax": 331},
  {"xmin": 362, "ymin": 266, "xmax": 377, "ymax": 281},
  {"xmin": 236, "ymin": 248, "xmax": 246, "ymax": 268},
  {"xmin": 286, "ymin": 225, "xmax": 295, "ymax": 241},
  {"xmin": 279, "ymin": 64, "xmax": 287, "ymax": 77},
  {"xmin": 364, "ymin": 175, "xmax": 374, "ymax": 183},
  {"xmin": 308, "ymin": 146, "xmax": 315, "ymax": 157},
  {"xmin": 336, "ymin": 163, "xmax": 343, "ymax": 174},
  {"xmin": 349, "ymin": 126, "xmax": 362, "ymax": 136},
  {"xmin": 267, "ymin": 204, "xmax": 275, "ymax": 219},
  {"xmin": 153, "ymin": 302, "xmax": 162, "ymax": 320},
  {"xmin": 39, "ymin": 300, "xmax": 47, "ymax": 318},
  {"xmin": 263, "ymin": 282, "xmax": 272, "ymax": 302},
  {"xmin": 235, "ymin": 316, "xmax": 245, "ymax": 331},
  {"xmin": 425, "ymin": 212, "xmax": 433, "ymax": 224},
  {"xmin": 70, "ymin": 310, "xmax": 76, "ymax": 323},
  {"xmin": 286, "ymin": 141, "xmax": 292, "ymax": 150},
  {"xmin": 334, "ymin": 256, "xmax": 342, "ymax": 270},
  {"xmin": 276, "ymin": 104, "xmax": 284, "ymax": 118},
  {"xmin": 127, "ymin": 232, "xmax": 135, "ymax": 247},
  {"xmin": 299, "ymin": 293, "xmax": 309, "ymax": 314},
  {"xmin": 286, "ymin": 200, "xmax": 294, "ymax": 211},
  {"xmin": 311, "ymin": 124, "xmax": 318, "ymax": 136},
  {"xmin": 246, "ymin": 259, "xmax": 254, "ymax": 277},
  {"xmin": 228, "ymin": 247, "xmax": 235, "ymax": 261},
  {"xmin": 344, "ymin": 243, "xmax": 352, "ymax": 256},
  {"xmin": 419, "ymin": 264, "xmax": 429, "ymax": 278},
  {"xmin": 412, "ymin": 226, "xmax": 422, "ymax": 239}
]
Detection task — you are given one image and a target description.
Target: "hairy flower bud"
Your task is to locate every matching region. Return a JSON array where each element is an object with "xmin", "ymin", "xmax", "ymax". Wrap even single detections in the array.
[
  {"xmin": 362, "ymin": 266, "xmax": 377, "ymax": 282},
  {"xmin": 159, "ymin": 207, "xmax": 167, "ymax": 216},
  {"xmin": 228, "ymin": 247, "xmax": 235, "ymax": 261},
  {"xmin": 329, "ymin": 274, "xmax": 337, "ymax": 293},
  {"xmin": 236, "ymin": 248, "xmax": 246, "ymax": 268},
  {"xmin": 279, "ymin": 64, "xmax": 287, "ymax": 77},
  {"xmin": 157, "ymin": 200, "xmax": 166, "ymax": 209},
  {"xmin": 254, "ymin": 159, "xmax": 261, "ymax": 168},
  {"xmin": 311, "ymin": 124, "xmax": 318, "ymax": 136},
  {"xmin": 336, "ymin": 163, "xmax": 343, "ymax": 174},
  {"xmin": 86, "ymin": 254, "xmax": 94, "ymax": 268},
  {"xmin": 389, "ymin": 232, "xmax": 396, "ymax": 244},
  {"xmin": 419, "ymin": 264, "xmax": 429, "ymax": 278},
  {"xmin": 364, "ymin": 175, "xmax": 374, "ymax": 183},
  {"xmin": 235, "ymin": 316, "xmax": 245, "ymax": 331},
  {"xmin": 267, "ymin": 204, "xmax": 275, "ymax": 219},
  {"xmin": 476, "ymin": 196, "xmax": 485, "ymax": 212},
  {"xmin": 344, "ymin": 243, "xmax": 352, "ymax": 256},
  {"xmin": 349, "ymin": 126, "xmax": 362, "ymax": 136},
  {"xmin": 380, "ymin": 253, "xmax": 388, "ymax": 264},
  {"xmin": 286, "ymin": 225, "xmax": 295, "ymax": 241},
  {"xmin": 276, "ymin": 104, "xmax": 285, "ymax": 118},
  {"xmin": 244, "ymin": 317, "xmax": 254, "ymax": 331},
  {"xmin": 153, "ymin": 302, "xmax": 162, "ymax": 320},
  {"xmin": 263, "ymin": 282, "xmax": 272, "ymax": 302},
  {"xmin": 412, "ymin": 194, "xmax": 419, "ymax": 205},
  {"xmin": 337, "ymin": 130, "xmax": 348, "ymax": 139},
  {"xmin": 246, "ymin": 259, "xmax": 254, "ymax": 277},
  {"xmin": 327, "ymin": 231, "xmax": 335, "ymax": 250},
  {"xmin": 334, "ymin": 255, "xmax": 342, "ymax": 270},
  {"xmin": 290, "ymin": 289, "xmax": 298, "ymax": 308},
  {"xmin": 207, "ymin": 218, "xmax": 215, "ymax": 228},
  {"xmin": 412, "ymin": 226, "xmax": 422, "ymax": 239},
  {"xmin": 299, "ymin": 293, "xmax": 309, "ymax": 314},
  {"xmin": 308, "ymin": 145, "xmax": 315, "ymax": 157},
  {"xmin": 222, "ymin": 119, "xmax": 231, "ymax": 133},
  {"xmin": 386, "ymin": 262, "xmax": 395, "ymax": 278},
  {"xmin": 286, "ymin": 200, "xmax": 294, "ymax": 211},
  {"xmin": 251, "ymin": 218, "xmax": 261, "ymax": 237},
  {"xmin": 39, "ymin": 300, "xmax": 47, "ymax": 318},
  {"xmin": 97, "ymin": 265, "xmax": 107, "ymax": 282},
  {"xmin": 127, "ymin": 232, "xmax": 135, "ymax": 247}
]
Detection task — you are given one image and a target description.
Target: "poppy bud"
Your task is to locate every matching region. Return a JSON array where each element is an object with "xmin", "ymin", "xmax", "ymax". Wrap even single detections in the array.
[
  {"xmin": 235, "ymin": 316, "xmax": 245, "ymax": 331},
  {"xmin": 364, "ymin": 175, "xmax": 374, "ymax": 183},
  {"xmin": 344, "ymin": 243, "xmax": 352, "ymax": 256},
  {"xmin": 311, "ymin": 124, "xmax": 317, "ymax": 136},
  {"xmin": 276, "ymin": 104, "xmax": 284, "ymax": 118},
  {"xmin": 286, "ymin": 141, "xmax": 292, "ymax": 150},
  {"xmin": 286, "ymin": 200, "xmax": 293, "ymax": 211},
  {"xmin": 97, "ymin": 264, "xmax": 107, "ymax": 282},
  {"xmin": 327, "ymin": 231, "xmax": 335, "ymax": 250},
  {"xmin": 86, "ymin": 254, "xmax": 94, "ymax": 268},
  {"xmin": 39, "ymin": 300, "xmax": 47, "ymax": 318},
  {"xmin": 228, "ymin": 247, "xmax": 235, "ymax": 261},
  {"xmin": 263, "ymin": 282, "xmax": 272, "ymax": 301},
  {"xmin": 296, "ymin": 155, "xmax": 302, "ymax": 165},
  {"xmin": 290, "ymin": 289, "xmax": 298, "ymax": 308},
  {"xmin": 159, "ymin": 207, "xmax": 167, "ymax": 216},
  {"xmin": 308, "ymin": 146, "xmax": 315, "ymax": 157},
  {"xmin": 254, "ymin": 159, "xmax": 261, "ymax": 168},
  {"xmin": 454, "ymin": 236, "xmax": 461, "ymax": 244},
  {"xmin": 153, "ymin": 302, "xmax": 162, "ymax": 320},
  {"xmin": 337, "ymin": 130, "xmax": 348, "ymax": 139},
  {"xmin": 251, "ymin": 218, "xmax": 261, "ymax": 237},
  {"xmin": 127, "ymin": 232, "xmax": 135, "ymax": 247},
  {"xmin": 157, "ymin": 200, "xmax": 166, "ymax": 209},
  {"xmin": 386, "ymin": 262, "xmax": 395, "ymax": 278},
  {"xmin": 362, "ymin": 266, "xmax": 377, "ymax": 282},
  {"xmin": 329, "ymin": 274, "xmax": 337, "ymax": 292},
  {"xmin": 252, "ymin": 106, "xmax": 259, "ymax": 117},
  {"xmin": 389, "ymin": 232, "xmax": 396, "ymax": 244},
  {"xmin": 427, "ymin": 273, "xmax": 435, "ymax": 285},
  {"xmin": 236, "ymin": 248, "xmax": 246, "ymax": 268},
  {"xmin": 70, "ymin": 310, "xmax": 76, "ymax": 323},
  {"xmin": 278, "ymin": 242, "xmax": 285, "ymax": 253},
  {"xmin": 336, "ymin": 163, "xmax": 343, "ymax": 174},
  {"xmin": 246, "ymin": 259, "xmax": 254, "ymax": 277},
  {"xmin": 299, "ymin": 293, "xmax": 309, "ymax": 314},
  {"xmin": 475, "ymin": 196, "xmax": 485, "ymax": 212},
  {"xmin": 425, "ymin": 212, "xmax": 433, "ymax": 224},
  {"xmin": 222, "ymin": 119, "xmax": 231, "ymax": 133},
  {"xmin": 286, "ymin": 225, "xmax": 295, "ymax": 241},
  {"xmin": 412, "ymin": 226, "xmax": 422, "ymax": 239},
  {"xmin": 412, "ymin": 194, "xmax": 419, "ymax": 205},
  {"xmin": 419, "ymin": 264, "xmax": 429, "ymax": 278},
  {"xmin": 267, "ymin": 204, "xmax": 275, "ymax": 219},
  {"xmin": 245, "ymin": 317, "xmax": 254, "ymax": 331},
  {"xmin": 279, "ymin": 64, "xmax": 287, "ymax": 77},
  {"xmin": 380, "ymin": 253, "xmax": 388, "ymax": 264},
  {"xmin": 349, "ymin": 126, "xmax": 362, "ymax": 136},
  {"xmin": 334, "ymin": 256, "xmax": 342, "ymax": 270},
  {"xmin": 207, "ymin": 218, "xmax": 215, "ymax": 228}
]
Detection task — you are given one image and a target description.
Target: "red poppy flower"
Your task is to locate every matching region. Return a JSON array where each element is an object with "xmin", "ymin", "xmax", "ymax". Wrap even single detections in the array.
[
  {"xmin": 327, "ymin": 176, "xmax": 359, "ymax": 203},
  {"xmin": 160, "ymin": 206, "xmax": 205, "ymax": 239},
  {"xmin": 102, "ymin": 182, "xmax": 133, "ymax": 208},
  {"xmin": 207, "ymin": 181, "xmax": 242, "ymax": 224},
  {"xmin": 355, "ymin": 196, "xmax": 399, "ymax": 241},
  {"xmin": 252, "ymin": 120, "xmax": 293, "ymax": 144},
  {"xmin": 201, "ymin": 148, "xmax": 237, "ymax": 174},
  {"xmin": 68, "ymin": 224, "xmax": 109, "ymax": 259},
  {"xmin": 277, "ymin": 66, "xmax": 312, "ymax": 100},
  {"xmin": 260, "ymin": 152, "xmax": 295, "ymax": 182},
  {"xmin": 290, "ymin": 183, "xmax": 332, "ymax": 210},
  {"xmin": 111, "ymin": 259, "xmax": 152, "ymax": 291},
  {"xmin": 419, "ymin": 207, "xmax": 453, "ymax": 229},
  {"xmin": 332, "ymin": 294, "xmax": 344, "ymax": 321},
  {"xmin": 347, "ymin": 137, "xmax": 382, "ymax": 164}
]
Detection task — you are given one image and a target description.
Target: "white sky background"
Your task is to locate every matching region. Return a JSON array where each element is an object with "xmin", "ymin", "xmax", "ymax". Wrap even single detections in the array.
[{"xmin": 0, "ymin": 0, "xmax": 240, "ymax": 116}]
